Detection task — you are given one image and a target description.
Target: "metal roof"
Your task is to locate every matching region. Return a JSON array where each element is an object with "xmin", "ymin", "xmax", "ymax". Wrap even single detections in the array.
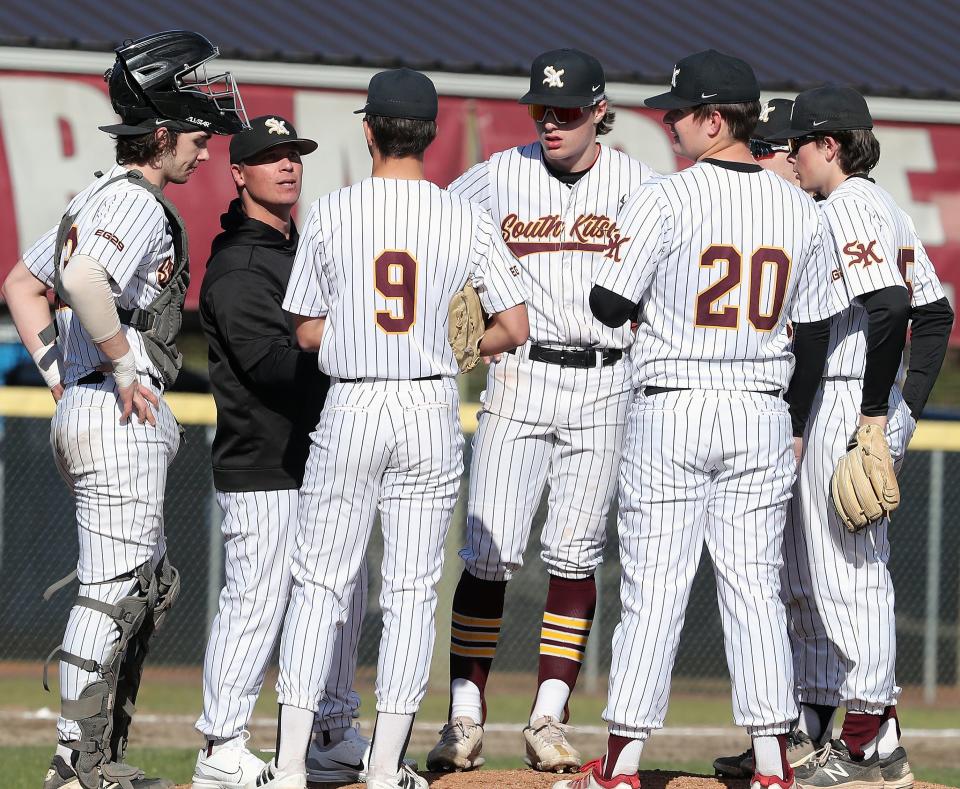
[{"xmin": 2, "ymin": 0, "xmax": 958, "ymax": 99}]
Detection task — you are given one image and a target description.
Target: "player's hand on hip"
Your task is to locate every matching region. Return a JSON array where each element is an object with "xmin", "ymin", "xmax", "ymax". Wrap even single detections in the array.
[
  {"xmin": 482, "ymin": 354, "xmax": 502, "ymax": 364},
  {"xmin": 117, "ymin": 380, "xmax": 158, "ymax": 426},
  {"xmin": 50, "ymin": 383, "xmax": 64, "ymax": 403}
]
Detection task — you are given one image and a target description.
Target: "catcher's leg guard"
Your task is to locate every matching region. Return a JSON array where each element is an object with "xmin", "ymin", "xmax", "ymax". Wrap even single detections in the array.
[
  {"xmin": 42, "ymin": 557, "xmax": 179, "ymax": 788},
  {"xmin": 111, "ymin": 555, "xmax": 180, "ymax": 760}
]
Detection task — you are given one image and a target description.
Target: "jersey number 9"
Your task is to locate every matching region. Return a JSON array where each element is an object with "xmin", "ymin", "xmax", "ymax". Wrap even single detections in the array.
[
  {"xmin": 694, "ymin": 245, "xmax": 790, "ymax": 332},
  {"xmin": 375, "ymin": 250, "xmax": 417, "ymax": 333}
]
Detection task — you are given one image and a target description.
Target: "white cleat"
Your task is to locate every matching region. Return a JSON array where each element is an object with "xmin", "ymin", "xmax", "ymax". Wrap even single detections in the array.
[
  {"xmin": 425, "ymin": 716, "xmax": 485, "ymax": 771},
  {"xmin": 524, "ymin": 715, "xmax": 582, "ymax": 773},
  {"xmin": 192, "ymin": 731, "xmax": 267, "ymax": 789},
  {"xmin": 551, "ymin": 758, "xmax": 640, "ymax": 789},
  {"xmin": 241, "ymin": 760, "xmax": 305, "ymax": 789},
  {"xmin": 306, "ymin": 724, "xmax": 368, "ymax": 783},
  {"xmin": 365, "ymin": 763, "xmax": 428, "ymax": 789}
]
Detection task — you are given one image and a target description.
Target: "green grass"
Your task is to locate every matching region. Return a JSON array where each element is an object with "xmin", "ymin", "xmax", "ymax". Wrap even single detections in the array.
[{"xmin": 8, "ymin": 748, "xmax": 960, "ymax": 789}]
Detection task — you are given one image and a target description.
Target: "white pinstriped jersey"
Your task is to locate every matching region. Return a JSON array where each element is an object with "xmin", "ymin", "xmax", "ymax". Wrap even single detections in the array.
[
  {"xmin": 22, "ymin": 165, "xmax": 173, "ymax": 385},
  {"xmin": 283, "ymin": 177, "xmax": 526, "ymax": 380},
  {"xmin": 597, "ymin": 160, "xmax": 844, "ymax": 391},
  {"xmin": 819, "ymin": 177, "xmax": 947, "ymax": 380},
  {"xmin": 449, "ymin": 143, "xmax": 653, "ymax": 349}
]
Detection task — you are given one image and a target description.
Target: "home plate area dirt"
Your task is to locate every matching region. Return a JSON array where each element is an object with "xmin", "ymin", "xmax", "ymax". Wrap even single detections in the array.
[{"xmin": 174, "ymin": 772, "xmax": 954, "ymax": 789}]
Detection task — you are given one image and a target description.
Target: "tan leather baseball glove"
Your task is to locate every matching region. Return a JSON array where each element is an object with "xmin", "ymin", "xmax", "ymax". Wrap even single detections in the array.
[
  {"xmin": 830, "ymin": 424, "xmax": 900, "ymax": 532},
  {"xmin": 448, "ymin": 281, "xmax": 485, "ymax": 373}
]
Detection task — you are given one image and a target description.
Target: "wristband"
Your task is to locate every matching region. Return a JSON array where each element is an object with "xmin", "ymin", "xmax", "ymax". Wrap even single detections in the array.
[
  {"xmin": 112, "ymin": 348, "xmax": 137, "ymax": 388},
  {"xmin": 31, "ymin": 342, "xmax": 63, "ymax": 389}
]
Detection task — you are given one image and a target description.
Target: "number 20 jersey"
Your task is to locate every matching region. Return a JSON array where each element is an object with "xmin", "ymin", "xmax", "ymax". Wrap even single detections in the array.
[
  {"xmin": 283, "ymin": 177, "xmax": 527, "ymax": 380},
  {"xmin": 597, "ymin": 160, "xmax": 845, "ymax": 392}
]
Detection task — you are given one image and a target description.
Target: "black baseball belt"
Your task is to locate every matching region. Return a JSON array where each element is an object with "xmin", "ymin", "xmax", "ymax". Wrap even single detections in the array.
[
  {"xmin": 336, "ymin": 374, "xmax": 443, "ymax": 384},
  {"xmin": 75, "ymin": 371, "xmax": 163, "ymax": 390},
  {"xmin": 509, "ymin": 344, "xmax": 623, "ymax": 368},
  {"xmin": 643, "ymin": 386, "xmax": 782, "ymax": 397}
]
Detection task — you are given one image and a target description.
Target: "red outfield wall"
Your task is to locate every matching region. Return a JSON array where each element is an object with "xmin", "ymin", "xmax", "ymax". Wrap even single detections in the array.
[{"xmin": 0, "ymin": 61, "xmax": 957, "ymax": 341}]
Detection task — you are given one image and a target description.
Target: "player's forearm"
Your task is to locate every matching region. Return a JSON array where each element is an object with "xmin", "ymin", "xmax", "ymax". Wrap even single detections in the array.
[
  {"xmin": 860, "ymin": 286, "xmax": 910, "ymax": 418},
  {"xmin": 295, "ymin": 315, "xmax": 325, "ymax": 352},
  {"xmin": 902, "ymin": 297, "xmax": 954, "ymax": 419},
  {"xmin": 249, "ymin": 345, "xmax": 322, "ymax": 391},
  {"xmin": 479, "ymin": 303, "xmax": 529, "ymax": 355},
  {"xmin": 786, "ymin": 318, "xmax": 831, "ymax": 437}
]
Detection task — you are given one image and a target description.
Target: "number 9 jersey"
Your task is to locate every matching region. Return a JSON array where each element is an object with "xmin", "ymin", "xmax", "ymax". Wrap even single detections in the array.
[
  {"xmin": 598, "ymin": 160, "xmax": 845, "ymax": 391},
  {"xmin": 284, "ymin": 176, "xmax": 526, "ymax": 380}
]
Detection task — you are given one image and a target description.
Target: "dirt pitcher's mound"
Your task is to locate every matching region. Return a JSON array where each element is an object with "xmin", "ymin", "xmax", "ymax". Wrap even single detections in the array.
[{"xmin": 175, "ymin": 770, "xmax": 955, "ymax": 789}]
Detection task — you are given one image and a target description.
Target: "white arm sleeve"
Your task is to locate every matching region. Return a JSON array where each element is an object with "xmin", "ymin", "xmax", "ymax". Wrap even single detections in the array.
[{"xmin": 59, "ymin": 254, "xmax": 122, "ymax": 343}]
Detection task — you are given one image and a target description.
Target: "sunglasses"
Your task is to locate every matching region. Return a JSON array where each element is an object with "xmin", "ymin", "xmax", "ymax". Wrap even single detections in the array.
[
  {"xmin": 749, "ymin": 139, "xmax": 790, "ymax": 159},
  {"xmin": 788, "ymin": 135, "xmax": 820, "ymax": 156},
  {"xmin": 527, "ymin": 104, "xmax": 593, "ymax": 124}
]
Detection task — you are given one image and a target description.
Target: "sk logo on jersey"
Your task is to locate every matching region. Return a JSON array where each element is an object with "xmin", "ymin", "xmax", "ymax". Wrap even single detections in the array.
[
  {"xmin": 843, "ymin": 240, "xmax": 884, "ymax": 267},
  {"xmin": 265, "ymin": 117, "xmax": 289, "ymax": 135},
  {"xmin": 543, "ymin": 66, "xmax": 565, "ymax": 88},
  {"xmin": 500, "ymin": 213, "xmax": 631, "ymax": 261}
]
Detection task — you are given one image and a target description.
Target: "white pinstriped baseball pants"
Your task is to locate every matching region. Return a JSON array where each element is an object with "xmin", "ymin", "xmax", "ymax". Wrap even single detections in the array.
[
  {"xmin": 50, "ymin": 379, "xmax": 181, "ymax": 742},
  {"xmin": 782, "ymin": 381, "xmax": 915, "ymax": 713},
  {"xmin": 278, "ymin": 379, "xmax": 463, "ymax": 715},
  {"xmin": 461, "ymin": 347, "xmax": 632, "ymax": 581},
  {"xmin": 196, "ymin": 490, "xmax": 366, "ymax": 739},
  {"xmin": 605, "ymin": 390, "xmax": 798, "ymax": 738}
]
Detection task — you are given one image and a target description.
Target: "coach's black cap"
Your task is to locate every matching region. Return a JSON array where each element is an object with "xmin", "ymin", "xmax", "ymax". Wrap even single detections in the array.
[
  {"xmin": 229, "ymin": 114, "xmax": 318, "ymax": 164},
  {"xmin": 645, "ymin": 49, "xmax": 760, "ymax": 109},
  {"xmin": 519, "ymin": 49, "xmax": 605, "ymax": 108},
  {"xmin": 753, "ymin": 98, "xmax": 794, "ymax": 142},
  {"xmin": 782, "ymin": 85, "xmax": 873, "ymax": 138},
  {"xmin": 354, "ymin": 68, "xmax": 438, "ymax": 120}
]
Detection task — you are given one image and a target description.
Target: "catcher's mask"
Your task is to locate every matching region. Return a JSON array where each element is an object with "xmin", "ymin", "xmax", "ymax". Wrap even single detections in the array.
[{"xmin": 100, "ymin": 30, "xmax": 249, "ymax": 137}]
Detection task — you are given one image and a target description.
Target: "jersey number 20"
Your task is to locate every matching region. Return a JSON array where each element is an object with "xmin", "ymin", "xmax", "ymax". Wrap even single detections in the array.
[
  {"xmin": 695, "ymin": 245, "xmax": 790, "ymax": 331},
  {"xmin": 375, "ymin": 250, "xmax": 417, "ymax": 333}
]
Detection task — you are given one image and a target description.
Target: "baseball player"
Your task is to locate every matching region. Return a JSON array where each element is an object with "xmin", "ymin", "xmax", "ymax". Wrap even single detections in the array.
[
  {"xmin": 554, "ymin": 50, "xmax": 845, "ymax": 789},
  {"xmin": 777, "ymin": 86, "xmax": 953, "ymax": 789},
  {"xmin": 427, "ymin": 48, "xmax": 654, "ymax": 775},
  {"xmin": 0, "ymin": 31, "xmax": 247, "ymax": 789},
  {"xmin": 750, "ymin": 99, "xmax": 799, "ymax": 185},
  {"xmin": 192, "ymin": 115, "xmax": 371, "ymax": 789},
  {"xmin": 246, "ymin": 68, "xmax": 528, "ymax": 789}
]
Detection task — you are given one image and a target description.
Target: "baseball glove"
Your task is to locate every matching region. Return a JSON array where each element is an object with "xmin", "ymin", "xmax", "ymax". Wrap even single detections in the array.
[
  {"xmin": 830, "ymin": 424, "xmax": 900, "ymax": 532},
  {"xmin": 448, "ymin": 282, "xmax": 485, "ymax": 373}
]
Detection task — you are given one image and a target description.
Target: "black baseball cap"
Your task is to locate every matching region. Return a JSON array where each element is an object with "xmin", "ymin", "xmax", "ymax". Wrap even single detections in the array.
[
  {"xmin": 519, "ymin": 49, "xmax": 605, "ymax": 108},
  {"xmin": 753, "ymin": 98, "xmax": 794, "ymax": 142},
  {"xmin": 229, "ymin": 115, "xmax": 318, "ymax": 164},
  {"xmin": 645, "ymin": 49, "xmax": 760, "ymax": 110},
  {"xmin": 354, "ymin": 68, "xmax": 438, "ymax": 121},
  {"xmin": 782, "ymin": 85, "xmax": 873, "ymax": 138}
]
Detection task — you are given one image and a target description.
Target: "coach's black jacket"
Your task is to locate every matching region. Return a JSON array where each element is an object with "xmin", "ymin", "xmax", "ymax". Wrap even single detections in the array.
[{"xmin": 200, "ymin": 199, "xmax": 328, "ymax": 492}]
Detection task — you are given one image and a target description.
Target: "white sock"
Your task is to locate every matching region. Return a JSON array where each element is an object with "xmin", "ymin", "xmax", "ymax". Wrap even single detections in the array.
[
  {"xmin": 56, "ymin": 743, "xmax": 73, "ymax": 762},
  {"xmin": 369, "ymin": 712, "xmax": 414, "ymax": 777},
  {"xmin": 205, "ymin": 734, "xmax": 239, "ymax": 755},
  {"xmin": 874, "ymin": 717, "xmax": 900, "ymax": 759},
  {"xmin": 530, "ymin": 678, "xmax": 571, "ymax": 724},
  {"xmin": 450, "ymin": 678, "xmax": 482, "ymax": 724},
  {"xmin": 606, "ymin": 738, "xmax": 643, "ymax": 777},
  {"xmin": 753, "ymin": 735, "xmax": 785, "ymax": 778},
  {"xmin": 276, "ymin": 705, "xmax": 314, "ymax": 773}
]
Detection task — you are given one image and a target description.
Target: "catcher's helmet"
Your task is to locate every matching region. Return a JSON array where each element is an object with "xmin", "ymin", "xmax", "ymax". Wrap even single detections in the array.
[{"xmin": 100, "ymin": 30, "xmax": 249, "ymax": 136}]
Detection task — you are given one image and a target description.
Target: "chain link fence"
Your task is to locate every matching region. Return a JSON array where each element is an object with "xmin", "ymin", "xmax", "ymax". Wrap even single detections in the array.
[{"xmin": 1, "ymin": 403, "xmax": 958, "ymax": 697}]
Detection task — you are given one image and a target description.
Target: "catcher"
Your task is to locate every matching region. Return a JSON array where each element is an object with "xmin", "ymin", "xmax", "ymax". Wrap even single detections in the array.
[{"xmin": 716, "ymin": 85, "xmax": 954, "ymax": 789}]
